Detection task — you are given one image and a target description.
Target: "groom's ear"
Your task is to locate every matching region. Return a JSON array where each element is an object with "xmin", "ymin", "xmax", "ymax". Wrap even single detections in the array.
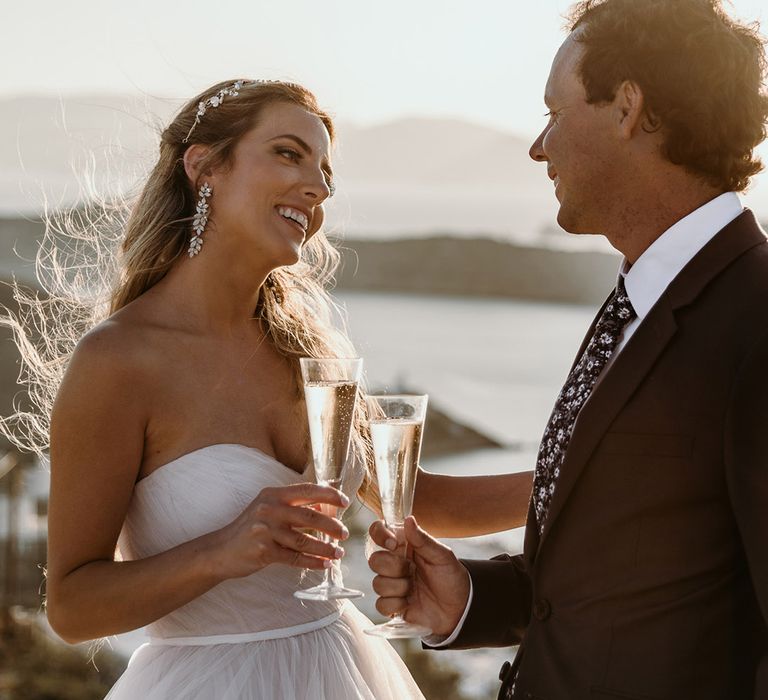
[{"xmin": 613, "ymin": 80, "xmax": 650, "ymax": 140}]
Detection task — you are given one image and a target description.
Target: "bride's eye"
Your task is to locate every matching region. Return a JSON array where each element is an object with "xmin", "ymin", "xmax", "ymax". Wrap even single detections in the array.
[{"xmin": 277, "ymin": 147, "xmax": 301, "ymax": 162}]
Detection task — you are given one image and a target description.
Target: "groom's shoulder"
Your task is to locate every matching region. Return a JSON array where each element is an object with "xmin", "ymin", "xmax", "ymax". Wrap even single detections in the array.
[{"xmin": 706, "ymin": 211, "xmax": 768, "ymax": 287}]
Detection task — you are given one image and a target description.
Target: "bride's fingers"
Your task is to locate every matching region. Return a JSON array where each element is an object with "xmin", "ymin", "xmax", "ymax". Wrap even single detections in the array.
[
  {"xmin": 266, "ymin": 503, "xmax": 349, "ymax": 541},
  {"xmin": 261, "ymin": 483, "xmax": 350, "ymax": 509},
  {"xmin": 271, "ymin": 526, "xmax": 344, "ymax": 561},
  {"xmin": 270, "ymin": 546, "xmax": 334, "ymax": 571}
]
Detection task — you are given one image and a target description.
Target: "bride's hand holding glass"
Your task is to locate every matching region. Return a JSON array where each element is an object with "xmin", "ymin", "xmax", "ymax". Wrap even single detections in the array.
[
  {"xmin": 204, "ymin": 483, "xmax": 350, "ymax": 579},
  {"xmin": 295, "ymin": 357, "xmax": 364, "ymax": 600}
]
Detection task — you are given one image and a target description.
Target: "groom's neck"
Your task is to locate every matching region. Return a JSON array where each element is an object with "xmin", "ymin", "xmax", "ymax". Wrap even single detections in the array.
[{"xmin": 602, "ymin": 167, "xmax": 725, "ymax": 264}]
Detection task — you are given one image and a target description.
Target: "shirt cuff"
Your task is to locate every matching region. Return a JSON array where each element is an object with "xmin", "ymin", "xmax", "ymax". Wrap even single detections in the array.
[{"xmin": 422, "ymin": 571, "xmax": 473, "ymax": 647}]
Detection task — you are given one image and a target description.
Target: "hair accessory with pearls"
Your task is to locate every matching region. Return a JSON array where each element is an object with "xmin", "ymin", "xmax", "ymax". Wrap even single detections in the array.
[{"xmin": 183, "ymin": 80, "xmax": 276, "ymax": 143}]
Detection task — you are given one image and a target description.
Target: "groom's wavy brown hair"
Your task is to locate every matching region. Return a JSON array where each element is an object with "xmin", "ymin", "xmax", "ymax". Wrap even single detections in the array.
[{"xmin": 567, "ymin": 0, "xmax": 768, "ymax": 192}]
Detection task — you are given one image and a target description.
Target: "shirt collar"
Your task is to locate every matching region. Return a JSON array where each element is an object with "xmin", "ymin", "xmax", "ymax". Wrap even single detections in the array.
[{"xmin": 619, "ymin": 192, "xmax": 744, "ymax": 320}]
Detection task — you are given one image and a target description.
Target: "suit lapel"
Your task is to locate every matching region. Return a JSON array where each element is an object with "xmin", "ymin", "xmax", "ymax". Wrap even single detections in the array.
[
  {"xmin": 523, "ymin": 499, "xmax": 539, "ymax": 568},
  {"xmin": 537, "ymin": 298, "xmax": 677, "ymax": 546},
  {"xmin": 530, "ymin": 210, "xmax": 767, "ymax": 555}
]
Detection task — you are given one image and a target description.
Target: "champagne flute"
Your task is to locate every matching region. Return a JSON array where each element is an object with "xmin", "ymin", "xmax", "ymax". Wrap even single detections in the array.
[
  {"xmin": 364, "ymin": 394, "xmax": 432, "ymax": 638},
  {"xmin": 294, "ymin": 357, "xmax": 364, "ymax": 601}
]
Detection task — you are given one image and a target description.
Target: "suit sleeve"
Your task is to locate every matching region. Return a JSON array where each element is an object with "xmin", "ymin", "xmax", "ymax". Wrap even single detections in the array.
[
  {"xmin": 441, "ymin": 552, "xmax": 532, "ymax": 649},
  {"xmin": 724, "ymin": 326, "xmax": 768, "ymax": 659}
]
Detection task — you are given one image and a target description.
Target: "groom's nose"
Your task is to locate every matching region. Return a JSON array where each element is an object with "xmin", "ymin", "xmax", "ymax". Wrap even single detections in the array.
[{"xmin": 529, "ymin": 127, "xmax": 548, "ymax": 163}]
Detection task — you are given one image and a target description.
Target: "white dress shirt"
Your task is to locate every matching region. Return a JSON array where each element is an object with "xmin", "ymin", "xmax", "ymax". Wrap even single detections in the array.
[
  {"xmin": 425, "ymin": 191, "xmax": 745, "ymax": 648},
  {"xmin": 618, "ymin": 191, "xmax": 744, "ymax": 351}
]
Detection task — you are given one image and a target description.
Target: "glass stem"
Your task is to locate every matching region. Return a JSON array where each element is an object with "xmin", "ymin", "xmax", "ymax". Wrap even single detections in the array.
[
  {"xmin": 392, "ymin": 527, "xmax": 408, "ymax": 622},
  {"xmin": 326, "ymin": 536, "xmax": 339, "ymax": 588},
  {"xmin": 318, "ymin": 497, "xmax": 341, "ymax": 589}
]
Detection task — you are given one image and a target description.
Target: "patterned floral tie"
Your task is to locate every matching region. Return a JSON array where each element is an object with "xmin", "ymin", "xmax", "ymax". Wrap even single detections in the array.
[{"xmin": 533, "ymin": 278, "xmax": 636, "ymax": 534}]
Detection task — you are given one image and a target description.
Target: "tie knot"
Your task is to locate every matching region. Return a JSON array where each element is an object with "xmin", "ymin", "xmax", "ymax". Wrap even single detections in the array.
[{"xmin": 604, "ymin": 278, "xmax": 636, "ymax": 328}]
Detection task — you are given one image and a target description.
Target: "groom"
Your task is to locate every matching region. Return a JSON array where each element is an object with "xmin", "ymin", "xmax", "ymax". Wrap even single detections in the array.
[{"xmin": 368, "ymin": 0, "xmax": 768, "ymax": 698}]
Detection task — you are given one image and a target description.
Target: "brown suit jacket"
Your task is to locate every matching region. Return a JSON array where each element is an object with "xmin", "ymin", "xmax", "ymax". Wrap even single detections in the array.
[{"xmin": 450, "ymin": 211, "xmax": 768, "ymax": 699}]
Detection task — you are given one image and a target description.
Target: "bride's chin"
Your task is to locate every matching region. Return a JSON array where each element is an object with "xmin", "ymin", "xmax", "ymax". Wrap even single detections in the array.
[
  {"xmin": 283, "ymin": 244, "xmax": 303, "ymax": 266},
  {"xmin": 270, "ymin": 247, "xmax": 303, "ymax": 270}
]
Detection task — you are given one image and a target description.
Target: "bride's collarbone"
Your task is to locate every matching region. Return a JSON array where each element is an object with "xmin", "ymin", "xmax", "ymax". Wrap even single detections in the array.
[
  {"xmin": 139, "ymin": 414, "xmax": 310, "ymax": 482},
  {"xmin": 140, "ymin": 375, "xmax": 309, "ymax": 480},
  {"xmin": 126, "ymin": 325, "xmax": 308, "ymax": 477},
  {"xmin": 143, "ymin": 327, "xmax": 297, "ymax": 394}
]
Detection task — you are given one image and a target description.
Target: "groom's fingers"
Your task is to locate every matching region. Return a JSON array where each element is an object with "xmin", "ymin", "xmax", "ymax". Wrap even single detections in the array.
[
  {"xmin": 369, "ymin": 520, "xmax": 398, "ymax": 551},
  {"xmin": 368, "ymin": 550, "xmax": 410, "ymax": 578},
  {"xmin": 372, "ymin": 574, "xmax": 410, "ymax": 598},
  {"xmin": 376, "ymin": 595, "xmax": 409, "ymax": 617},
  {"xmin": 403, "ymin": 516, "xmax": 455, "ymax": 564}
]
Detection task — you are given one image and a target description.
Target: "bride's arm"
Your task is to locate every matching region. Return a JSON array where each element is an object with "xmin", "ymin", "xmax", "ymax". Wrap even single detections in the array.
[
  {"xmin": 46, "ymin": 326, "xmax": 347, "ymax": 644},
  {"xmin": 410, "ymin": 468, "xmax": 533, "ymax": 537}
]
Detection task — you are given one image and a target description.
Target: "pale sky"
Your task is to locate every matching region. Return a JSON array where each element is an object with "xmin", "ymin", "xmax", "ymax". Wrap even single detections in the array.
[
  {"xmin": 5, "ymin": 0, "xmax": 767, "ymax": 137},
  {"xmin": 3, "ymin": 0, "xmax": 768, "ymax": 219}
]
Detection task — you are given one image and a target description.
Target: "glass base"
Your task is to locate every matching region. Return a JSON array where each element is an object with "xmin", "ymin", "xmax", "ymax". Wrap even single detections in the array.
[
  {"xmin": 364, "ymin": 619, "xmax": 432, "ymax": 638},
  {"xmin": 294, "ymin": 584, "xmax": 364, "ymax": 601}
]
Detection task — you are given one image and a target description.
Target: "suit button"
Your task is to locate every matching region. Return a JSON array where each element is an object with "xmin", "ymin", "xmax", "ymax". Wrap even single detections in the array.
[
  {"xmin": 499, "ymin": 660, "xmax": 511, "ymax": 681},
  {"xmin": 533, "ymin": 598, "xmax": 551, "ymax": 621}
]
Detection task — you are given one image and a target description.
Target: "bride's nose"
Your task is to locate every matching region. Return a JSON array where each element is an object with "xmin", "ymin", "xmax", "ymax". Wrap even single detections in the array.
[{"xmin": 303, "ymin": 168, "xmax": 332, "ymax": 202}]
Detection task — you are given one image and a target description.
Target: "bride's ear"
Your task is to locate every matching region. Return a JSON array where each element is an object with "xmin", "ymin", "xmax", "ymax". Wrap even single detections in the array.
[{"xmin": 183, "ymin": 144, "xmax": 214, "ymax": 188}]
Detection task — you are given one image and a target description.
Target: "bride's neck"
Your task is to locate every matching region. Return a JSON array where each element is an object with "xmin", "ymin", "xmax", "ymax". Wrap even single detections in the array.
[{"xmin": 151, "ymin": 256, "xmax": 270, "ymax": 336}]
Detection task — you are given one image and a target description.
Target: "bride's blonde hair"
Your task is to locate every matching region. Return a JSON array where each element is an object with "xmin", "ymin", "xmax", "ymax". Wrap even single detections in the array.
[{"xmin": 1, "ymin": 79, "xmax": 378, "ymax": 508}]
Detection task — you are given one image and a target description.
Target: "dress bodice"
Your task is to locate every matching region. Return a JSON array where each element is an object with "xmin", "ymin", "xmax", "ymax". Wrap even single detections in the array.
[{"xmin": 117, "ymin": 444, "xmax": 346, "ymax": 639}]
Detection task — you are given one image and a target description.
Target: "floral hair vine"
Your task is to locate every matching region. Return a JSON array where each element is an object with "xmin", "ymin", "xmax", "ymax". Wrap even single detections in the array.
[{"xmin": 182, "ymin": 79, "xmax": 277, "ymax": 144}]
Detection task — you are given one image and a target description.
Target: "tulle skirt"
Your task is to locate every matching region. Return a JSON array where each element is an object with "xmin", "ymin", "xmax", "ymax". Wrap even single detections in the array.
[{"xmin": 105, "ymin": 605, "xmax": 425, "ymax": 700}]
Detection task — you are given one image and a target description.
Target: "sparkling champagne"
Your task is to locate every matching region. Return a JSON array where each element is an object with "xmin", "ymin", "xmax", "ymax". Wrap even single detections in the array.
[
  {"xmin": 364, "ymin": 394, "xmax": 431, "ymax": 638},
  {"xmin": 370, "ymin": 419, "xmax": 423, "ymax": 526},
  {"xmin": 295, "ymin": 358, "xmax": 363, "ymax": 601},
  {"xmin": 304, "ymin": 380, "xmax": 358, "ymax": 485}
]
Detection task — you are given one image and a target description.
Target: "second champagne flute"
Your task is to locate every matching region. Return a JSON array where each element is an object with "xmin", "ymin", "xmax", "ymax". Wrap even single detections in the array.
[
  {"xmin": 365, "ymin": 393, "xmax": 432, "ymax": 638},
  {"xmin": 294, "ymin": 357, "xmax": 364, "ymax": 601}
]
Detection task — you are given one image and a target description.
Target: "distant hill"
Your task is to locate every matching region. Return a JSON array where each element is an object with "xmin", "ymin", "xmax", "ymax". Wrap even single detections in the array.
[
  {"xmin": 334, "ymin": 235, "xmax": 620, "ymax": 304},
  {"xmin": 0, "ymin": 95, "xmax": 562, "ymax": 241},
  {"xmin": 0, "ymin": 212, "xmax": 621, "ymax": 304},
  {"xmin": 6, "ymin": 213, "xmax": 768, "ymax": 308},
  {"xmin": 335, "ymin": 117, "xmax": 537, "ymax": 185},
  {"xmin": 6, "ymin": 94, "xmax": 765, "ymax": 243}
]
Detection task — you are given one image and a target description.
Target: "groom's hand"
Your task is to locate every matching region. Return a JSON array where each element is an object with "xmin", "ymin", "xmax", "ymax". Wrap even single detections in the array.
[{"xmin": 368, "ymin": 516, "xmax": 470, "ymax": 638}]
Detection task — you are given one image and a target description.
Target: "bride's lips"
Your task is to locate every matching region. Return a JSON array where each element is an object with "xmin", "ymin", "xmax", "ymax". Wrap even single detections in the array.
[
  {"xmin": 275, "ymin": 205, "xmax": 310, "ymax": 236},
  {"xmin": 278, "ymin": 213, "xmax": 305, "ymax": 236}
]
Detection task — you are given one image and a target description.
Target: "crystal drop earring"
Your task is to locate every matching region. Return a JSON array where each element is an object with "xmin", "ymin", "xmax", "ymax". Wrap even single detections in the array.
[{"xmin": 189, "ymin": 182, "xmax": 212, "ymax": 257}]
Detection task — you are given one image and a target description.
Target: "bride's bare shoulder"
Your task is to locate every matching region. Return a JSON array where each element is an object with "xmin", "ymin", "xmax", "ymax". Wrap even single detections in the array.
[
  {"xmin": 65, "ymin": 298, "xmax": 174, "ymax": 392},
  {"xmin": 51, "ymin": 305, "xmax": 169, "ymax": 444}
]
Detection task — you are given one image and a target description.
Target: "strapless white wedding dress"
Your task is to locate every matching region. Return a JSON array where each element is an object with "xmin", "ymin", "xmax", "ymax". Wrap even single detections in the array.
[{"xmin": 106, "ymin": 443, "xmax": 425, "ymax": 700}]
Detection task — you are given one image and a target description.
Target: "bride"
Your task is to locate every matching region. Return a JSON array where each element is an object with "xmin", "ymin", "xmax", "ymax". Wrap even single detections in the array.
[{"xmin": 10, "ymin": 79, "xmax": 533, "ymax": 699}]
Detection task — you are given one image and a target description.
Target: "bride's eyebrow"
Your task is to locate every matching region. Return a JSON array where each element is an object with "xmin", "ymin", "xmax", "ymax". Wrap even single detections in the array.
[{"xmin": 268, "ymin": 134, "xmax": 313, "ymax": 153}]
